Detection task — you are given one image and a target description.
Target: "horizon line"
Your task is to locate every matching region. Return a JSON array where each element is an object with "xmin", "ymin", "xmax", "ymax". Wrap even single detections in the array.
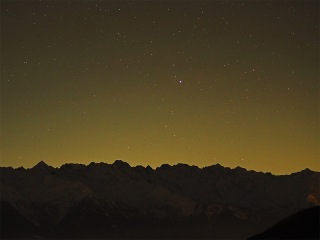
[{"xmin": 0, "ymin": 159, "xmax": 317, "ymax": 176}]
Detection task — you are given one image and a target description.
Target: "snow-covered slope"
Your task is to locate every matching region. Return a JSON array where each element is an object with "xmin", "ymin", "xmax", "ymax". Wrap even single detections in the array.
[{"xmin": 0, "ymin": 161, "xmax": 319, "ymax": 238}]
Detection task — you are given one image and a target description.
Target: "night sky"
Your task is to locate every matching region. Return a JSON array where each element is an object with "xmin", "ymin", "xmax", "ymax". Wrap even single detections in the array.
[{"xmin": 1, "ymin": 1, "xmax": 319, "ymax": 174}]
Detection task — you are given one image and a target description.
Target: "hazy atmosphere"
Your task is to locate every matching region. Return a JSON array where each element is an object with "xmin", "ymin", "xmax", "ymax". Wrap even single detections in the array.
[{"xmin": 1, "ymin": 0, "xmax": 319, "ymax": 174}]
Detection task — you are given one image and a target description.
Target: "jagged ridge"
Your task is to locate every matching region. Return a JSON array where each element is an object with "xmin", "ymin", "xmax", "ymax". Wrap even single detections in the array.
[{"xmin": 1, "ymin": 160, "xmax": 319, "ymax": 239}]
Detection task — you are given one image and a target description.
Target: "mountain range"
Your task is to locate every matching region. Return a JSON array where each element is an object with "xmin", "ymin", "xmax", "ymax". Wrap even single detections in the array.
[{"xmin": 1, "ymin": 160, "xmax": 319, "ymax": 239}]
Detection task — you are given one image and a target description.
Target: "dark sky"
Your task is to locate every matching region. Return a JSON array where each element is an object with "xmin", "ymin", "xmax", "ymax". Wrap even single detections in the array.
[{"xmin": 1, "ymin": 0, "xmax": 319, "ymax": 174}]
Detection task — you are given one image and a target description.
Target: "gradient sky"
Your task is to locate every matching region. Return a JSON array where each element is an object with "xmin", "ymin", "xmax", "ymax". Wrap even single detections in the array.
[{"xmin": 1, "ymin": 0, "xmax": 319, "ymax": 174}]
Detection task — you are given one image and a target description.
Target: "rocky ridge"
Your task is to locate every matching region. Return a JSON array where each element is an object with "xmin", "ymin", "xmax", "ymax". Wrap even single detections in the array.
[{"xmin": 1, "ymin": 160, "xmax": 319, "ymax": 238}]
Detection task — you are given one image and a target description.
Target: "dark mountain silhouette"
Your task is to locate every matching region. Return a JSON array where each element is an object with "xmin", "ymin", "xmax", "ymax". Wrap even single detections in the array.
[
  {"xmin": 1, "ymin": 161, "xmax": 319, "ymax": 239},
  {"xmin": 248, "ymin": 206, "xmax": 320, "ymax": 239}
]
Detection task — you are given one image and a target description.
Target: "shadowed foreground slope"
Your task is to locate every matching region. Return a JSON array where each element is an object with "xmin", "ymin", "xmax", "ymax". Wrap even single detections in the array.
[{"xmin": 248, "ymin": 206, "xmax": 320, "ymax": 239}]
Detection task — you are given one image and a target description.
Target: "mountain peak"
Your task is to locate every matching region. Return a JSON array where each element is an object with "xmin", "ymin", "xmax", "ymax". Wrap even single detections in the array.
[
  {"xmin": 158, "ymin": 163, "xmax": 171, "ymax": 170},
  {"xmin": 234, "ymin": 166, "xmax": 247, "ymax": 172},
  {"xmin": 33, "ymin": 160, "xmax": 49, "ymax": 168},
  {"xmin": 146, "ymin": 165, "xmax": 153, "ymax": 170},
  {"xmin": 31, "ymin": 161, "xmax": 54, "ymax": 172},
  {"xmin": 290, "ymin": 168, "xmax": 315, "ymax": 176},
  {"xmin": 112, "ymin": 160, "xmax": 130, "ymax": 168},
  {"xmin": 299, "ymin": 168, "xmax": 315, "ymax": 174}
]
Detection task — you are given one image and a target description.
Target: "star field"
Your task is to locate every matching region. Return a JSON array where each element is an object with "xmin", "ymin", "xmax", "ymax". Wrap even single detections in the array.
[{"xmin": 1, "ymin": 1, "xmax": 319, "ymax": 174}]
